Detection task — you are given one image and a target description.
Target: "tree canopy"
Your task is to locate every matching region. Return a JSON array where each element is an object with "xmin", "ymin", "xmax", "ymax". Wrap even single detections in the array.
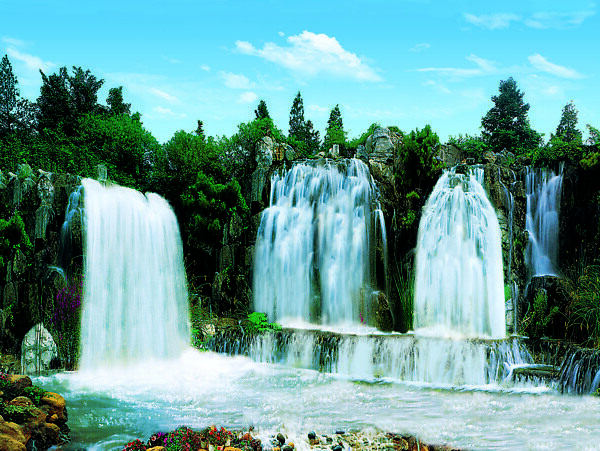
[{"xmin": 481, "ymin": 77, "xmax": 541, "ymax": 154}]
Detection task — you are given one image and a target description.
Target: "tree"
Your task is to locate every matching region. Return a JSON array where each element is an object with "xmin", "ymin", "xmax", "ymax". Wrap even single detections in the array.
[
  {"xmin": 0, "ymin": 55, "xmax": 20, "ymax": 138},
  {"xmin": 37, "ymin": 66, "xmax": 104, "ymax": 135},
  {"xmin": 555, "ymin": 101, "xmax": 582, "ymax": 144},
  {"xmin": 106, "ymin": 86, "xmax": 131, "ymax": 116},
  {"xmin": 289, "ymin": 91, "xmax": 305, "ymax": 141},
  {"xmin": 287, "ymin": 91, "xmax": 320, "ymax": 157},
  {"xmin": 481, "ymin": 77, "xmax": 541, "ymax": 154},
  {"xmin": 324, "ymin": 104, "xmax": 346, "ymax": 151},
  {"xmin": 254, "ymin": 99, "xmax": 270, "ymax": 119}
]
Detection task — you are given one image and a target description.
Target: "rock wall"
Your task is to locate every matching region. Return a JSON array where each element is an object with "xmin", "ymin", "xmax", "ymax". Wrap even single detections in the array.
[{"xmin": 0, "ymin": 165, "xmax": 81, "ymax": 357}]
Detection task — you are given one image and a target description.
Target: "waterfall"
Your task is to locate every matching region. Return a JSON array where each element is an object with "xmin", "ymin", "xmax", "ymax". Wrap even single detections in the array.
[
  {"xmin": 414, "ymin": 168, "xmax": 506, "ymax": 339},
  {"xmin": 79, "ymin": 179, "xmax": 189, "ymax": 369},
  {"xmin": 525, "ymin": 165, "xmax": 564, "ymax": 277},
  {"xmin": 253, "ymin": 159, "xmax": 386, "ymax": 326}
]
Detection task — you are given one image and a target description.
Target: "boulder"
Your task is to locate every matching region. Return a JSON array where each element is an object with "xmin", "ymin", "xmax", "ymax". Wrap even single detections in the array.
[
  {"xmin": 330, "ymin": 144, "xmax": 340, "ymax": 158},
  {"xmin": 356, "ymin": 145, "xmax": 369, "ymax": 162},
  {"xmin": 8, "ymin": 397, "xmax": 33, "ymax": 408},
  {"xmin": 375, "ymin": 292, "xmax": 394, "ymax": 332},
  {"xmin": 7, "ymin": 375, "xmax": 32, "ymax": 392},
  {"xmin": 0, "ymin": 421, "xmax": 26, "ymax": 445},
  {"xmin": 12, "ymin": 251, "xmax": 27, "ymax": 279},
  {"xmin": 284, "ymin": 145, "xmax": 295, "ymax": 162},
  {"xmin": 40, "ymin": 392, "xmax": 67, "ymax": 424},
  {"xmin": 437, "ymin": 144, "xmax": 464, "ymax": 167},
  {"xmin": 20, "ymin": 324, "xmax": 58, "ymax": 375},
  {"xmin": 255, "ymin": 137, "xmax": 274, "ymax": 168},
  {"xmin": 365, "ymin": 127, "xmax": 400, "ymax": 162},
  {"xmin": 0, "ymin": 435, "xmax": 26, "ymax": 451}
]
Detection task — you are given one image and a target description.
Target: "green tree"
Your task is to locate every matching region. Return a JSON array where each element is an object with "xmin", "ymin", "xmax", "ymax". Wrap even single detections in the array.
[
  {"xmin": 106, "ymin": 86, "xmax": 131, "ymax": 116},
  {"xmin": 481, "ymin": 77, "xmax": 541, "ymax": 154},
  {"xmin": 555, "ymin": 101, "xmax": 582, "ymax": 144},
  {"xmin": 0, "ymin": 55, "xmax": 20, "ymax": 139},
  {"xmin": 324, "ymin": 104, "xmax": 346, "ymax": 151},
  {"xmin": 37, "ymin": 66, "xmax": 104, "ymax": 135},
  {"xmin": 254, "ymin": 99, "xmax": 270, "ymax": 119},
  {"xmin": 195, "ymin": 120, "xmax": 205, "ymax": 140},
  {"xmin": 447, "ymin": 134, "xmax": 489, "ymax": 162},
  {"xmin": 288, "ymin": 91, "xmax": 320, "ymax": 157}
]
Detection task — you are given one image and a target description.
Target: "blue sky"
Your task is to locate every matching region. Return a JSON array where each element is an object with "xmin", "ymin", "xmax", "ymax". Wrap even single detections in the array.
[{"xmin": 2, "ymin": 0, "xmax": 598, "ymax": 144}]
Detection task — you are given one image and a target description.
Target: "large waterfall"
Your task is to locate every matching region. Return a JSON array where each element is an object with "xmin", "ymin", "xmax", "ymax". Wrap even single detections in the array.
[
  {"xmin": 414, "ymin": 168, "xmax": 506, "ymax": 339},
  {"xmin": 253, "ymin": 159, "xmax": 386, "ymax": 327},
  {"xmin": 525, "ymin": 165, "xmax": 563, "ymax": 276},
  {"xmin": 79, "ymin": 179, "xmax": 190, "ymax": 369}
]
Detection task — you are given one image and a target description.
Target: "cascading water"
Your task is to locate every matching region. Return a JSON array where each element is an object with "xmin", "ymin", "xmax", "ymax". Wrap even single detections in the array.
[
  {"xmin": 253, "ymin": 159, "xmax": 386, "ymax": 326},
  {"xmin": 525, "ymin": 165, "xmax": 564, "ymax": 276},
  {"xmin": 414, "ymin": 167, "xmax": 506, "ymax": 338},
  {"xmin": 78, "ymin": 179, "xmax": 189, "ymax": 370}
]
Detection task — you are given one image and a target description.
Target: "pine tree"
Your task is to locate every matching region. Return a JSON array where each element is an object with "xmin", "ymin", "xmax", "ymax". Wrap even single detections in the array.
[
  {"xmin": 324, "ymin": 104, "xmax": 346, "ymax": 151},
  {"xmin": 289, "ymin": 91, "xmax": 305, "ymax": 142},
  {"xmin": 195, "ymin": 120, "xmax": 205, "ymax": 139},
  {"xmin": 555, "ymin": 101, "xmax": 582, "ymax": 143},
  {"xmin": 481, "ymin": 77, "xmax": 541, "ymax": 154},
  {"xmin": 254, "ymin": 99, "xmax": 270, "ymax": 119},
  {"xmin": 0, "ymin": 55, "xmax": 20, "ymax": 138}
]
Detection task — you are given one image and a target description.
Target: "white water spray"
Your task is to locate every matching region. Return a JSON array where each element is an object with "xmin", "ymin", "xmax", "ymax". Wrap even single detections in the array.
[
  {"xmin": 414, "ymin": 168, "xmax": 506, "ymax": 338},
  {"xmin": 79, "ymin": 179, "xmax": 189, "ymax": 370},
  {"xmin": 525, "ymin": 165, "xmax": 563, "ymax": 276},
  {"xmin": 253, "ymin": 159, "xmax": 386, "ymax": 326}
]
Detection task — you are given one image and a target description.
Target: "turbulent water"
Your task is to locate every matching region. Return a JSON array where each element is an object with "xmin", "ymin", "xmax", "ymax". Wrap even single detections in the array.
[
  {"xmin": 414, "ymin": 168, "xmax": 506, "ymax": 339},
  {"xmin": 525, "ymin": 165, "xmax": 564, "ymax": 277},
  {"xmin": 36, "ymin": 351, "xmax": 600, "ymax": 451},
  {"xmin": 253, "ymin": 159, "xmax": 386, "ymax": 326},
  {"xmin": 78, "ymin": 179, "xmax": 189, "ymax": 369}
]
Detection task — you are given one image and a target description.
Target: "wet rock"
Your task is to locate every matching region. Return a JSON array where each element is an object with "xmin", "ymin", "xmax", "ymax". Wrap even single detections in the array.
[
  {"xmin": 8, "ymin": 397, "xmax": 33, "ymax": 408},
  {"xmin": 251, "ymin": 168, "xmax": 268, "ymax": 204},
  {"xmin": 330, "ymin": 144, "xmax": 340, "ymax": 158},
  {"xmin": 219, "ymin": 245, "xmax": 233, "ymax": 272},
  {"xmin": 20, "ymin": 324, "xmax": 58, "ymax": 375},
  {"xmin": 12, "ymin": 251, "xmax": 27, "ymax": 278},
  {"xmin": 274, "ymin": 143, "xmax": 286, "ymax": 162},
  {"xmin": 308, "ymin": 431, "xmax": 316, "ymax": 440},
  {"xmin": 282, "ymin": 445, "xmax": 293, "ymax": 451},
  {"xmin": 147, "ymin": 447, "xmax": 166, "ymax": 451},
  {"xmin": 276, "ymin": 432, "xmax": 286, "ymax": 445},
  {"xmin": 356, "ymin": 145, "xmax": 368, "ymax": 162},
  {"xmin": 375, "ymin": 292, "xmax": 394, "ymax": 332},
  {"xmin": 7, "ymin": 375, "xmax": 32, "ymax": 392},
  {"xmin": 332, "ymin": 445, "xmax": 343, "ymax": 451},
  {"xmin": 40, "ymin": 392, "xmax": 67, "ymax": 424},
  {"xmin": 482, "ymin": 150, "xmax": 497, "ymax": 164}
]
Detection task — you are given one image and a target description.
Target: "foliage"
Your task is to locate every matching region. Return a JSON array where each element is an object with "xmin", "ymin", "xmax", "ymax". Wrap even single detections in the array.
[
  {"xmin": 288, "ymin": 91, "xmax": 320, "ymax": 158},
  {"xmin": 555, "ymin": 101, "xmax": 582, "ymax": 144},
  {"xmin": 77, "ymin": 112, "xmax": 159, "ymax": 188},
  {"xmin": 123, "ymin": 439, "xmax": 147, "ymax": 451},
  {"xmin": 481, "ymin": 77, "xmax": 541, "ymax": 155},
  {"xmin": 0, "ymin": 403, "xmax": 36, "ymax": 424},
  {"xmin": 565, "ymin": 265, "xmax": 600, "ymax": 346},
  {"xmin": 0, "ymin": 54, "xmax": 20, "ymax": 139},
  {"xmin": 205, "ymin": 425, "xmax": 233, "ymax": 446},
  {"xmin": 247, "ymin": 312, "xmax": 282, "ymax": 333},
  {"xmin": 37, "ymin": 66, "xmax": 104, "ymax": 136},
  {"xmin": 323, "ymin": 104, "xmax": 346, "ymax": 152},
  {"xmin": 165, "ymin": 426, "xmax": 203, "ymax": 451},
  {"xmin": 23, "ymin": 385, "xmax": 47, "ymax": 406},
  {"xmin": 347, "ymin": 122, "xmax": 381, "ymax": 151},
  {"xmin": 531, "ymin": 135, "xmax": 581, "ymax": 166},
  {"xmin": 393, "ymin": 259, "xmax": 414, "ymax": 333},
  {"xmin": 581, "ymin": 124, "xmax": 600, "ymax": 169},
  {"xmin": 107, "ymin": 86, "xmax": 131, "ymax": 116},
  {"xmin": 521, "ymin": 289, "xmax": 559, "ymax": 338},
  {"xmin": 0, "ymin": 212, "xmax": 33, "ymax": 282},
  {"xmin": 447, "ymin": 134, "xmax": 489, "ymax": 163},
  {"xmin": 254, "ymin": 99, "xmax": 270, "ymax": 119},
  {"xmin": 48, "ymin": 272, "xmax": 83, "ymax": 368}
]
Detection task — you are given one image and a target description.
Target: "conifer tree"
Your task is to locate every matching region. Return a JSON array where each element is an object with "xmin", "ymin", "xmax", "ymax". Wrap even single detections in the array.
[
  {"xmin": 555, "ymin": 101, "xmax": 582, "ymax": 143},
  {"xmin": 0, "ymin": 55, "xmax": 19, "ymax": 138},
  {"xmin": 481, "ymin": 77, "xmax": 540, "ymax": 154},
  {"xmin": 254, "ymin": 99, "xmax": 270, "ymax": 119}
]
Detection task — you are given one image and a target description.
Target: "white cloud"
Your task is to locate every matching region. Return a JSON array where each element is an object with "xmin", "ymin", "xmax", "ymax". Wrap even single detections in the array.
[
  {"xmin": 465, "ymin": 10, "xmax": 595, "ymax": 30},
  {"xmin": 409, "ymin": 43, "xmax": 431, "ymax": 52},
  {"xmin": 528, "ymin": 54, "xmax": 583, "ymax": 79},
  {"xmin": 2, "ymin": 37, "xmax": 26, "ymax": 47},
  {"xmin": 149, "ymin": 87, "xmax": 179, "ymax": 103},
  {"xmin": 220, "ymin": 71, "xmax": 254, "ymax": 89},
  {"xmin": 278, "ymin": 31, "xmax": 285, "ymax": 37},
  {"xmin": 239, "ymin": 91, "xmax": 258, "ymax": 103},
  {"xmin": 525, "ymin": 10, "xmax": 595, "ymax": 29},
  {"xmin": 200, "ymin": 64, "xmax": 211, "ymax": 72},
  {"xmin": 162, "ymin": 55, "xmax": 181, "ymax": 64},
  {"xmin": 307, "ymin": 104, "xmax": 329, "ymax": 113},
  {"xmin": 6, "ymin": 47, "xmax": 54, "ymax": 72},
  {"xmin": 542, "ymin": 85, "xmax": 561, "ymax": 96},
  {"xmin": 417, "ymin": 54, "xmax": 496, "ymax": 78},
  {"xmin": 152, "ymin": 106, "xmax": 186, "ymax": 118},
  {"xmin": 423, "ymin": 80, "xmax": 452, "ymax": 94},
  {"xmin": 464, "ymin": 13, "xmax": 521, "ymax": 30},
  {"xmin": 235, "ymin": 31, "xmax": 382, "ymax": 82}
]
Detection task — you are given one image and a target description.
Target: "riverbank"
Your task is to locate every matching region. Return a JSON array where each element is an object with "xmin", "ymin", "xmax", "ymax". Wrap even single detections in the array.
[{"xmin": 123, "ymin": 426, "xmax": 461, "ymax": 451}]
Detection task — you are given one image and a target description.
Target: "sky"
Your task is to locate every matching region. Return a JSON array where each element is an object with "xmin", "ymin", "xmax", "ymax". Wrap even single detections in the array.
[{"xmin": 2, "ymin": 0, "xmax": 599, "ymax": 144}]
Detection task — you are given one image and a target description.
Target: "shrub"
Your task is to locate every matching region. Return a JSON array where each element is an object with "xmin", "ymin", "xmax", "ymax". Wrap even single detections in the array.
[{"xmin": 247, "ymin": 312, "xmax": 282, "ymax": 333}]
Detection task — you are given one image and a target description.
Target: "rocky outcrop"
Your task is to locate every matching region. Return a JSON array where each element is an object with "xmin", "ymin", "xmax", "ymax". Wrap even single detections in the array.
[
  {"xmin": 0, "ymin": 165, "xmax": 80, "ymax": 358},
  {"xmin": 0, "ymin": 375, "xmax": 69, "ymax": 450}
]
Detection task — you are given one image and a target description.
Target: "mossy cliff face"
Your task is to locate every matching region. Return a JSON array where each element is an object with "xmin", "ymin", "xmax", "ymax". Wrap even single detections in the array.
[{"xmin": 0, "ymin": 165, "xmax": 80, "ymax": 357}]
